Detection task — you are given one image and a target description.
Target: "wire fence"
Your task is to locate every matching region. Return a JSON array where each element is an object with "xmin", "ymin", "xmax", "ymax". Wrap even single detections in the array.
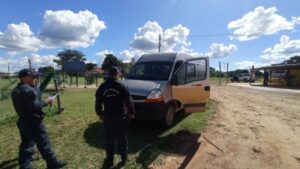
[{"xmin": 0, "ymin": 79, "xmax": 17, "ymax": 100}]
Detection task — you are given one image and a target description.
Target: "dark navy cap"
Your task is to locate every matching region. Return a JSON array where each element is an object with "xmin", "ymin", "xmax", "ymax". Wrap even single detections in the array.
[
  {"xmin": 18, "ymin": 69, "xmax": 41, "ymax": 78},
  {"xmin": 109, "ymin": 67, "xmax": 120, "ymax": 76}
]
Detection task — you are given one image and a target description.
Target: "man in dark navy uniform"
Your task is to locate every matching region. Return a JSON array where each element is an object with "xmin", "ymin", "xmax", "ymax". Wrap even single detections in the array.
[
  {"xmin": 11, "ymin": 69, "xmax": 67, "ymax": 169},
  {"xmin": 95, "ymin": 67, "xmax": 135, "ymax": 168}
]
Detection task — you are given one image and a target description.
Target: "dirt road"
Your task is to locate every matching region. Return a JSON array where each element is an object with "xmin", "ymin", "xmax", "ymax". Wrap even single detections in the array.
[{"xmin": 155, "ymin": 85, "xmax": 300, "ymax": 169}]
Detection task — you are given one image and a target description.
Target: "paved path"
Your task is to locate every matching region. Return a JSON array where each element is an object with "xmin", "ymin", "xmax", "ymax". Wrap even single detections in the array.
[{"xmin": 227, "ymin": 82, "xmax": 300, "ymax": 94}]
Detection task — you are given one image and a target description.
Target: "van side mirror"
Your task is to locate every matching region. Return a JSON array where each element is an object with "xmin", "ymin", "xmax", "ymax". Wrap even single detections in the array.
[{"xmin": 171, "ymin": 75, "xmax": 178, "ymax": 85}]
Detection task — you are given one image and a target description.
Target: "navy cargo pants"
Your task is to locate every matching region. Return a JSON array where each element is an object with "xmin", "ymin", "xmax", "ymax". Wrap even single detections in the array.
[
  {"xmin": 103, "ymin": 114, "xmax": 129, "ymax": 162},
  {"xmin": 17, "ymin": 119, "xmax": 57, "ymax": 169}
]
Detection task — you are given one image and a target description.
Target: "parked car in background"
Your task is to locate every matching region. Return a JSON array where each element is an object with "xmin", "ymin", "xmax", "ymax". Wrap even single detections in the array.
[
  {"xmin": 230, "ymin": 75, "xmax": 239, "ymax": 82},
  {"xmin": 231, "ymin": 73, "xmax": 254, "ymax": 82},
  {"xmin": 238, "ymin": 73, "xmax": 251, "ymax": 82}
]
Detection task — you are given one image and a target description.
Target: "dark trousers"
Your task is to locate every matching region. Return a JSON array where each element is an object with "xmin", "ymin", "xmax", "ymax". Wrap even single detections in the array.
[
  {"xmin": 17, "ymin": 119, "xmax": 56, "ymax": 169},
  {"xmin": 103, "ymin": 115, "xmax": 129, "ymax": 162}
]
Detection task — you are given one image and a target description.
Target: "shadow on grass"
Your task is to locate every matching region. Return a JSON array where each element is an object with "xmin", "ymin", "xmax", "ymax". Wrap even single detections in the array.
[
  {"xmin": 84, "ymin": 111, "xmax": 201, "ymax": 168},
  {"xmin": 83, "ymin": 122, "xmax": 106, "ymax": 149},
  {"xmin": 0, "ymin": 158, "xmax": 18, "ymax": 169}
]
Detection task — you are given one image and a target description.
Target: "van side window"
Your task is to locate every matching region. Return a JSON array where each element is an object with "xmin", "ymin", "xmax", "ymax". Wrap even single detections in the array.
[
  {"xmin": 186, "ymin": 59, "xmax": 206, "ymax": 83},
  {"xmin": 173, "ymin": 60, "xmax": 184, "ymax": 74},
  {"xmin": 176, "ymin": 64, "xmax": 186, "ymax": 85}
]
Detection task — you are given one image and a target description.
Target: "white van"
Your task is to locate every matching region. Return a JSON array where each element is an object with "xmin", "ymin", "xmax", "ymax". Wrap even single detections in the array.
[{"xmin": 123, "ymin": 53, "xmax": 210, "ymax": 127}]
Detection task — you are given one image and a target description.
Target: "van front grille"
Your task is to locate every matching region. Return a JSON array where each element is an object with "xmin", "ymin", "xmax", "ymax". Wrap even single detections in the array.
[{"xmin": 131, "ymin": 95, "xmax": 146, "ymax": 100}]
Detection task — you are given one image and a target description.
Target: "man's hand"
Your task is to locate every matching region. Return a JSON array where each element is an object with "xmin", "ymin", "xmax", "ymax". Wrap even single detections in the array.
[{"xmin": 47, "ymin": 99, "xmax": 53, "ymax": 105}]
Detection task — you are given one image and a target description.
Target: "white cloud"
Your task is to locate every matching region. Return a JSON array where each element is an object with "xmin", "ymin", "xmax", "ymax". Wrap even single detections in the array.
[
  {"xmin": 178, "ymin": 46, "xmax": 202, "ymax": 57},
  {"xmin": 29, "ymin": 54, "xmax": 58, "ymax": 69},
  {"xmin": 260, "ymin": 35, "xmax": 300, "ymax": 63},
  {"xmin": 96, "ymin": 50, "xmax": 114, "ymax": 66},
  {"xmin": 292, "ymin": 16, "xmax": 300, "ymax": 25},
  {"xmin": 228, "ymin": 6, "xmax": 299, "ymax": 41},
  {"xmin": 162, "ymin": 24, "xmax": 191, "ymax": 51},
  {"xmin": 40, "ymin": 10, "xmax": 106, "ymax": 48},
  {"xmin": 234, "ymin": 60, "xmax": 268, "ymax": 70},
  {"xmin": 96, "ymin": 50, "xmax": 114, "ymax": 58},
  {"xmin": 206, "ymin": 43, "xmax": 237, "ymax": 59},
  {"xmin": 0, "ymin": 23, "xmax": 42, "ymax": 53},
  {"xmin": 130, "ymin": 21, "xmax": 191, "ymax": 52},
  {"xmin": 0, "ymin": 54, "xmax": 58, "ymax": 72},
  {"xmin": 119, "ymin": 49, "xmax": 145, "ymax": 63}
]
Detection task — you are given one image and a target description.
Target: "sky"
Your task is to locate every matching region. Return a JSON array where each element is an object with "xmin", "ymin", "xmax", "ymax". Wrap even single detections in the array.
[{"xmin": 0, "ymin": 0, "xmax": 300, "ymax": 72}]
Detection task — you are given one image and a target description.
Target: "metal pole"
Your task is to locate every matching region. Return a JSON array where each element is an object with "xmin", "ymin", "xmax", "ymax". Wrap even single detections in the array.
[
  {"xmin": 76, "ymin": 74, "xmax": 78, "ymax": 87},
  {"xmin": 8, "ymin": 63, "xmax": 10, "ymax": 80},
  {"xmin": 54, "ymin": 79, "xmax": 62, "ymax": 113},
  {"xmin": 219, "ymin": 61, "xmax": 221, "ymax": 85},
  {"xmin": 96, "ymin": 75, "xmax": 98, "ymax": 87},
  {"xmin": 226, "ymin": 62, "xmax": 229, "ymax": 84},
  {"xmin": 28, "ymin": 59, "xmax": 32, "ymax": 69},
  {"xmin": 158, "ymin": 34, "xmax": 161, "ymax": 53},
  {"xmin": 84, "ymin": 73, "xmax": 87, "ymax": 88}
]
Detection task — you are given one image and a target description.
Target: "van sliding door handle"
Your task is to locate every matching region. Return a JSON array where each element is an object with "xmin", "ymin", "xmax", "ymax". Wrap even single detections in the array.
[{"xmin": 204, "ymin": 86, "xmax": 210, "ymax": 91}]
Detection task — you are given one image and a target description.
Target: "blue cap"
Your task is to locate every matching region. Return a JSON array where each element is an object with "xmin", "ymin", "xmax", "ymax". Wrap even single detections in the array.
[{"xmin": 18, "ymin": 69, "xmax": 41, "ymax": 78}]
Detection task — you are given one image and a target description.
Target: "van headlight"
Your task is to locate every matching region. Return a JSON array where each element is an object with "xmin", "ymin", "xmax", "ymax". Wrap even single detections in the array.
[{"xmin": 145, "ymin": 89, "xmax": 164, "ymax": 102}]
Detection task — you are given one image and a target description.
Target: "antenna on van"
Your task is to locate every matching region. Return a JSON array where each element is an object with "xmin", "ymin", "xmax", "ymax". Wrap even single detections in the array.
[{"xmin": 158, "ymin": 34, "xmax": 161, "ymax": 53}]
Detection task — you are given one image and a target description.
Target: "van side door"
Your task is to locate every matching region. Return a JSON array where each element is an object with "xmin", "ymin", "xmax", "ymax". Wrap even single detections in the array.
[{"xmin": 171, "ymin": 57, "xmax": 210, "ymax": 112}]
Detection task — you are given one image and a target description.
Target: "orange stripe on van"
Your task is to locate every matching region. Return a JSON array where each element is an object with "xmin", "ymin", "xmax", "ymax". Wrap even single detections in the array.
[{"xmin": 144, "ymin": 97, "xmax": 164, "ymax": 103}]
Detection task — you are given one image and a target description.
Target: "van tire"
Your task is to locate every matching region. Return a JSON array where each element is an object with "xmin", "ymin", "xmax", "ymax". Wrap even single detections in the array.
[{"xmin": 162, "ymin": 104, "xmax": 175, "ymax": 128}]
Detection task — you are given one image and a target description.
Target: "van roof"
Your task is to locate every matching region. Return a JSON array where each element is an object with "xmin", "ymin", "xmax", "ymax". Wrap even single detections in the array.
[{"xmin": 138, "ymin": 53, "xmax": 177, "ymax": 62}]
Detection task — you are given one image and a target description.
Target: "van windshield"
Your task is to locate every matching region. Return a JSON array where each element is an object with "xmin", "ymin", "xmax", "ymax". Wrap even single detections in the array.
[{"xmin": 127, "ymin": 61, "xmax": 173, "ymax": 80}]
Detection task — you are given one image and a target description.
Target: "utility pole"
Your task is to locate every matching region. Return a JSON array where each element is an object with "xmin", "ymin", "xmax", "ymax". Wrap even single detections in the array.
[
  {"xmin": 8, "ymin": 63, "xmax": 10, "ymax": 80},
  {"xmin": 219, "ymin": 61, "xmax": 221, "ymax": 85},
  {"xmin": 28, "ymin": 59, "xmax": 32, "ymax": 69},
  {"xmin": 158, "ymin": 34, "xmax": 161, "ymax": 53},
  {"xmin": 8, "ymin": 63, "xmax": 10, "ymax": 75},
  {"xmin": 226, "ymin": 62, "xmax": 229, "ymax": 84}
]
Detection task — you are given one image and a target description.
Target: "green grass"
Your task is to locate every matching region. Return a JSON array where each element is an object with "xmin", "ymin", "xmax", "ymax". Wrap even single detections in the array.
[
  {"xmin": 0, "ymin": 78, "xmax": 18, "ymax": 100},
  {"xmin": 0, "ymin": 84, "xmax": 216, "ymax": 169},
  {"xmin": 210, "ymin": 77, "xmax": 229, "ymax": 85}
]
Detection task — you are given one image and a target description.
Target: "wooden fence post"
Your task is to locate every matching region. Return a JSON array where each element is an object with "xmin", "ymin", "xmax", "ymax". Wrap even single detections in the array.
[{"xmin": 54, "ymin": 79, "xmax": 63, "ymax": 113}]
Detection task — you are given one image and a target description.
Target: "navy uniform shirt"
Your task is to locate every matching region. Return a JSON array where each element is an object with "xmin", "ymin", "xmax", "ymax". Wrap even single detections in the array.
[
  {"xmin": 95, "ymin": 77, "xmax": 135, "ymax": 117},
  {"xmin": 11, "ymin": 83, "xmax": 47, "ymax": 124}
]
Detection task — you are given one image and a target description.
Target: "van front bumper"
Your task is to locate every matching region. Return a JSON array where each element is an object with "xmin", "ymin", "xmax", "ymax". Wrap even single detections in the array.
[{"xmin": 133, "ymin": 101, "xmax": 166, "ymax": 121}]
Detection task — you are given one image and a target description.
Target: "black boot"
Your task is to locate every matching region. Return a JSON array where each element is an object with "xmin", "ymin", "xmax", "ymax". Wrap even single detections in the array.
[
  {"xmin": 46, "ymin": 160, "xmax": 67, "ymax": 169},
  {"xmin": 118, "ymin": 155, "xmax": 127, "ymax": 166},
  {"xmin": 103, "ymin": 158, "xmax": 113, "ymax": 168}
]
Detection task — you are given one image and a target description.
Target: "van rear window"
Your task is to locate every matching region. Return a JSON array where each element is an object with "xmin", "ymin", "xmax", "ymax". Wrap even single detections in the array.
[{"xmin": 127, "ymin": 62, "xmax": 173, "ymax": 81}]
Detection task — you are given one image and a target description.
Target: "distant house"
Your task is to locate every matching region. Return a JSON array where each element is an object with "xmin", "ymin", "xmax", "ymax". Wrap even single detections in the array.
[
  {"xmin": 254, "ymin": 63, "xmax": 300, "ymax": 87},
  {"xmin": 88, "ymin": 67, "xmax": 104, "ymax": 75}
]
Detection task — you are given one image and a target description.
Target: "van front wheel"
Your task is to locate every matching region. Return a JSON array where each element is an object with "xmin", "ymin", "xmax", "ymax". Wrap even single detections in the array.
[{"xmin": 162, "ymin": 105, "xmax": 175, "ymax": 128}]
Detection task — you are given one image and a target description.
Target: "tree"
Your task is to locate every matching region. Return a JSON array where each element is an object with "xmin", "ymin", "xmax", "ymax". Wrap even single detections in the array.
[
  {"xmin": 86, "ymin": 63, "xmax": 97, "ymax": 71},
  {"xmin": 101, "ymin": 54, "xmax": 121, "ymax": 70},
  {"xmin": 54, "ymin": 49, "xmax": 86, "ymax": 67},
  {"xmin": 228, "ymin": 69, "xmax": 249, "ymax": 77},
  {"xmin": 38, "ymin": 66, "xmax": 55, "ymax": 75},
  {"xmin": 282, "ymin": 56, "xmax": 300, "ymax": 64},
  {"xmin": 210, "ymin": 67, "xmax": 217, "ymax": 77}
]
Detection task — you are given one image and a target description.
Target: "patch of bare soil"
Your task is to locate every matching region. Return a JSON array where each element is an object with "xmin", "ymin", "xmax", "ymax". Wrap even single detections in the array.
[{"xmin": 152, "ymin": 85, "xmax": 300, "ymax": 169}]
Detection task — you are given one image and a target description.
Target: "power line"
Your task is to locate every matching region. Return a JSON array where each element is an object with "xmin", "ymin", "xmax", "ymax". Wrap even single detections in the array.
[
  {"xmin": 164, "ymin": 0, "xmax": 189, "ymax": 28},
  {"xmin": 187, "ymin": 33, "xmax": 231, "ymax": 38},
  {"xmin": 161, "ymin": 33, "xmax": 231, "ymax": 38}
]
